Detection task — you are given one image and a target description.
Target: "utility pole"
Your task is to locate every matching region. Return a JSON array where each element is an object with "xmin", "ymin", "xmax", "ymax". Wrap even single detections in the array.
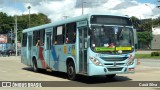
[
  {"xmin": 145, "ymin": 4, "xmax": 153, "ymax": 28},
  {"xmin": 157, "ymin": 0, "xmax": 160, "ymax": 26},
  {"xmin": 145, "ymin": 4, "xmax": 154, "ymax": 49},
  {"xmin": 15, "ymin": 15, "xmax": 18, "ymax": 56},
  {"xmin": 11, "ymin": 29, "xmax": 12, "ymax": 44},
  {"xmin": 81, "ymin": 0, "xmax": 87, "ymax": 15},
  {"xmin": 82, "ymin": 0, "xmax": 84, "ymax": 15},
  {"xmin": 28, "ymin": 6, "xmax": 31, "ymax": 28},
  {"xmin": 157, "ymin": 0, "xmax": 160, "ymax": 9},
  {"xmin": 14, "ymin": 0, "xmax": 18, "ymax": 56}
]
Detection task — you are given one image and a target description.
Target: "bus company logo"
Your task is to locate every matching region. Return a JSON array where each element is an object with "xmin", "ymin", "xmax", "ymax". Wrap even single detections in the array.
[{"xmin": 2, "ymin": 82, "xmax": 12, "ymax": 87}]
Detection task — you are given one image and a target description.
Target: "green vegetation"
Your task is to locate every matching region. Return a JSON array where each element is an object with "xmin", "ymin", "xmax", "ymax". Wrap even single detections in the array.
[
  {"xmin": 137, "ymin": 32, "xmax": 152, "ymax": 49},
  {"xmin": 135, "ymin": 54, "xmax": 160, "ymax": 59},
  {"xmin": 151, "ymin": 52, "xmax": 160, "ymax": 56},
  {"xmin": 0, "ymin": 12, "xmax": 51, "ymax": 42},
  {"xmin": 0, "ymin": 12, "xmax": 14, "ymax": 34},
  {"xmin": 130, "ymin": 16, "xmax": 160, "ymax": 49}
]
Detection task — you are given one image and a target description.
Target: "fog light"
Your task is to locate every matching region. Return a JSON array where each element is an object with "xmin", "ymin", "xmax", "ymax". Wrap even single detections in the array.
[
  {"xmin": 104, "ymin": 68, "xmax": 107, "ymax": 72},
  {"xmin": 128, "ymin": 68, "xmax": 135, "ymax": 72}
]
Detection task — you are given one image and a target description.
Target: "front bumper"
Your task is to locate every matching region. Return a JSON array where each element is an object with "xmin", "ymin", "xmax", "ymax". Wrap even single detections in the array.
[{"xmin": 87, "ymin": 59, "xmax": 137, "ymax": 76}]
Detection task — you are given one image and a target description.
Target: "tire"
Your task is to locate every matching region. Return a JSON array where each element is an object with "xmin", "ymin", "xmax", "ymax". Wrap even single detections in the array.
[
  {"xmin": 33, "ymin": 59, "xmax": 39, "ymax": 72},
  {"xmin": 106, "ymin": 74, "xmax": 116, "ymax": 78},
  {"xmin": 67, "ymin": 62, "xmax": 76, "ymax": 80}
]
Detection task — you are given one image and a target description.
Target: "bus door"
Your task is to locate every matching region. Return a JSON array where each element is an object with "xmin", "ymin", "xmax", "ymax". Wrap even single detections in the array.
[
  {"xmin": 45, "ymin": 29, "xmax": 52, "ymax": 68},
  {"xmin": 27, "ymin": 35, "xmax": 32, "ymax": 65},
  {"xmin": 79, "ymin": 27, "xmax": 88, "ymax": 73}
]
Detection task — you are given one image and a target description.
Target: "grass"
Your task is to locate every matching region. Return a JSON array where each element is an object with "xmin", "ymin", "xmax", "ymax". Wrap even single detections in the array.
[{"xmin": 135, "ymin": 54, "xmax": 160, "ymax": 59}]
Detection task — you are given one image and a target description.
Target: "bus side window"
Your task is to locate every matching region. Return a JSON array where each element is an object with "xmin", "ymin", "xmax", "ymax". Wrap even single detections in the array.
[
  {"xmin": 40, "ymin": 29, "xmax": 45, "ymax": 46},
  {"xmin": 55, "ymin": 25, "xmax": 65, "ymax": 44},
  {"xmin": 66, "ymin": 22, "xmax": 76, "ymax": 44},
  {"xmin": 33, "ymin": 30, "xmax": 40, "ymax": 46},
  {"xmin": 53, "ymin": 27, "xmax": 57, "ymax": 44},
  {"xmin": 22, "ymin": 33, "xmax": 27, "ymax": 47}
]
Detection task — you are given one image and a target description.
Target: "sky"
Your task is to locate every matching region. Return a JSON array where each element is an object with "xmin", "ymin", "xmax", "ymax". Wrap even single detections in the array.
[{"xmin": 0, "ymin": 0, "xmax": 159, "ymax": 22}]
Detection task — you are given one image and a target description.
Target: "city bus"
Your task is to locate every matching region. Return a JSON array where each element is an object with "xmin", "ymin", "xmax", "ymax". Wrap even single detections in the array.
[{"xmin": 21, "ymin": 13, "xmax": 137, "ymax": 80}]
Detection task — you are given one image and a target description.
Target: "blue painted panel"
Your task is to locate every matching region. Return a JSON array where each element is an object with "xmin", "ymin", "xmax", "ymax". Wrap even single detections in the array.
[
  {"xmin": 21, "ymin": 47, "xmax": 28, "ymax": 65},
  {"xmin": 50, "ymin": 44, "xmax": 76, "ymax": 72}
]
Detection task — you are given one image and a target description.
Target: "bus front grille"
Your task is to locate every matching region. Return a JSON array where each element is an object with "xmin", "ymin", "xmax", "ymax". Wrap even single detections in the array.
[
  {"xmin": 104, "ymin": 63, "xmax": 125, "ymax": 66},
  {"xmin": 100, "ymin": 57, "xmax": 128, "ymax": 61},
  {"xmin": 107, "ymin": 68, "xmax": 123, "ymax": 72}
]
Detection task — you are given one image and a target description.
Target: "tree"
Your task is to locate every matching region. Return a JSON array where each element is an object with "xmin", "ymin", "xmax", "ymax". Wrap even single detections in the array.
[
  {"xmin": 139, "ymin": 19, "xmax": 152, "ymax": 32},
  {"xmin": 153, "ymin": 17, "xmax": 160, "ymax": 27},
  {"xmin": 30, "ymin": 13, "xmax": 51, "ymax": 27},
  {"xmin": 130, "ymin": 16, "xmax": 153, "ymax": 32},
  {"xmin": 137, "ymin": 31, "xmax": 153, "ymax": 49},
  {"xmin": 131, "ymin": 16, "xmax": 153, "ymax": 49},
  {"xmin": 130, "ymin": 16, "xmax": 140, "ymax": 30},
  {"xmin": 0, "ymin": 12, "xmax": 14, "ymax": 34},
  {"xmin": 16, "ymin": 13, "xmax": 51, "ymax": 41},
  {"xmin": 0, "ymin": 12, "xmax": 51, "ymax": 43}
]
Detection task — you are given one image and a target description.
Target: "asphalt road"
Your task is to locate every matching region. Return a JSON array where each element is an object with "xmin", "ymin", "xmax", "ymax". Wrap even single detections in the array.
[
  {"xmin": 140, "ymin": 59, "xmax": 160, "ymax": 67},
  {"xmin": 0, "ymin": 56, "xmax": 160, "ymax": 90}
]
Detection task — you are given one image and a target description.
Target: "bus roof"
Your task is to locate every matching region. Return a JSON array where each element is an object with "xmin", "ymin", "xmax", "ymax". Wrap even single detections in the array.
[{"xmin": 22, "ymin": 13, "xmax": 130, "ymax": 33}]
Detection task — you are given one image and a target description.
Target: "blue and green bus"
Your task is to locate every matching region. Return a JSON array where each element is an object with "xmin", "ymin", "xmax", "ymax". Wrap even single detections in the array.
[{"xmin": 21, "ymin": 13, "xmax": 137, "ymax": 80}]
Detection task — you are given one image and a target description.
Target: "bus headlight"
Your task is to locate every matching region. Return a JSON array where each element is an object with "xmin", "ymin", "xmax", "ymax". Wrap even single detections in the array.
[
  {"xmin": 89, "ymin": 56, "xmax": 103, "ymax": 66},
  {"xmin": 127, "ymin": 58, "xmax": 135, "ymax": 65}
]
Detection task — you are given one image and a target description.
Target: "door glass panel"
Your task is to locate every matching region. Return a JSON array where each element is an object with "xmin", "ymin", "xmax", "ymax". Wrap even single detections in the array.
[
  {"xmin": 79, "ymin": 30, "xmax": 83, "ymax": 72},
  {"xmin": 46, "ymin": 36, "xmax": 50, "ymax": 50},
  {"xmin": 28, "ymin": 36, "xmax": 32, "ymax": 49},
  {"xmin": 79, "ymin": 27, "xmax": 88, "ymax": 73},
  {"xmin": 79, "ymin": 31, "xmax": 83, "ymax": 50},
  {"xmin": 45, "ymin": 33, "xmax": 52, "ymax": 68},
  {"xmin": 28, "ymin": 35, "xmax": 32, "ymax": 65},
  {"xmin": 84, "ymin": 29, "xmax": 88, "ymax": 49}
]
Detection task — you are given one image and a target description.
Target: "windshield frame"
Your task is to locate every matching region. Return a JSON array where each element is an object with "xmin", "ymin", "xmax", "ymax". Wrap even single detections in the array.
[{"xmin": 89, "ymin": 25, "xmax": 135, "ymax": 54}]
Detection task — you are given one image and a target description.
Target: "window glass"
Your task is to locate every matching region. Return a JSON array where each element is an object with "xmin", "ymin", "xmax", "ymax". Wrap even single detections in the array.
[
  {"xmin": 22, "ymin": 33, "xmax": 27, "ymax": 47},
  {"xmin": 57, "ymin": 26, "xmax": 63, "ymax": 35},
  {"xmin": 40, "ymin": 29, "xmax": 45, "ymax": 46},
  {"xmin": 33, "ymin": 30, "xmax": 40, "ymax": 46},
  {"xmin": 54, "ymin": 25, "xmax": 65, "ymax": 44},
  {"xmin": 66, "ymin": 22, "xmax": 76, "ymax": 44}
]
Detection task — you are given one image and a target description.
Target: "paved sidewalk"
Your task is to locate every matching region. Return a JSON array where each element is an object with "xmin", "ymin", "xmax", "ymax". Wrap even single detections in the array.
[{"xmin": 0, "ymin": 56, "xmax": 21, "ymax": 60}]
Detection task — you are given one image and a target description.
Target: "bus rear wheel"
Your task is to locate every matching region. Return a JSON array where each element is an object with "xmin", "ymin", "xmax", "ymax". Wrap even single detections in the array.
[
  {"xmin": 67, "ymin": 62, "xmax": 76, "ymax": 80},
  {"xmin": 106, "ymin": 74, "xmax": 116, "ymax": 78}
]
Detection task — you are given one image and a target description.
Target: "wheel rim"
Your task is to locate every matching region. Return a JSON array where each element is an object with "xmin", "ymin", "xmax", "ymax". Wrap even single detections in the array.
[
  {"xmin": 33, "ymin": 63, "xmax": 36, "ymax": 71},
  {"xmin": 33, "ymin": 61, "xmax": 37, "ymax": 72},
  {"xmin": 68, "ymin": 66, "xmax": 74, "ymax": 76}
]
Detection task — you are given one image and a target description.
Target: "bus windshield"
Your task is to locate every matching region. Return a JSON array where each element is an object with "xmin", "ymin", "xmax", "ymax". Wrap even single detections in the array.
[{"xmin": 90, "ymin": 25, "xmax": 134, "ymax": 54}]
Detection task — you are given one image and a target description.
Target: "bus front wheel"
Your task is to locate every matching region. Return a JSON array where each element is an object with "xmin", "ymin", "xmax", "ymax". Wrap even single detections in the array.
[{"xmin": 67, "ymin": 62, "xmax": 76, "ymax": 80}]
